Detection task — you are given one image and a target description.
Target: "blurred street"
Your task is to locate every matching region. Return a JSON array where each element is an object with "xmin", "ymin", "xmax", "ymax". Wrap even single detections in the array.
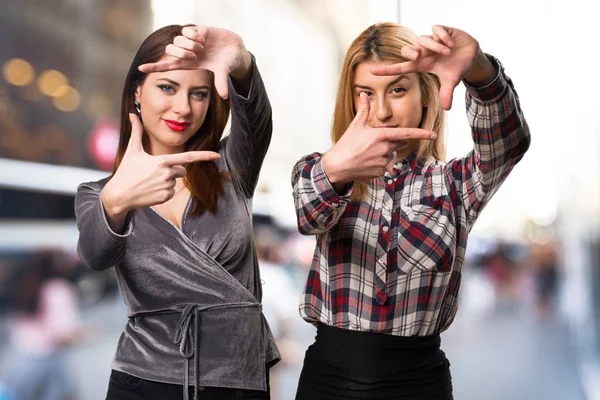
[
  {"xmin": 15, "ymin": 288, "xmax": 583, "ymax": 400},
  {"xmin": 445, "ymin": 304, "xmax": 586, "ymax": 400}
]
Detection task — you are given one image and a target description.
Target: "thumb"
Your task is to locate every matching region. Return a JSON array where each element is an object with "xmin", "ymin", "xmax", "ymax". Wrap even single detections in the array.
[
  {"xmin": 126, "ymin": 113, "xmax": 144, "ymax": 153},
  {"xmin": 351, "ymin": 92, "xmax": 370, "ymax": 128},
  {"xmin": 439, "ymin": 81, "xmax": 456, "ymax": 111},
  {"xmin": 213, "ymin": 70, "xmax": 229, "ymax": 100}
]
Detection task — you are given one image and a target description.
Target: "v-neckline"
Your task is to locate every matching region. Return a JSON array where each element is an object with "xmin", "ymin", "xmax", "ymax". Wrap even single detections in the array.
[{"xmin": 150, "ymin": 193, "xmax": 192, "ymax": 232}]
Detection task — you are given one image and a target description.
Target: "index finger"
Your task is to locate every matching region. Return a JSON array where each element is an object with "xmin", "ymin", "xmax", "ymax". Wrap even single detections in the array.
[
  {"xmin": 138, "ymin": 56, "xmax": 198, "ymax": 73},
  {"xmin": 138, "ymin": 58, "xmax": 181, "ymax": 73},
  {"xmin": 370, "ymin": 60, "xmax": 419, "ymax": 76},
  {"xmin": 160, "ymin": 151, "xmax": 220, "ymax": 166},
  {"xmin": 380, "ymin": 127, "xmax": 438, "ymax": 142}
]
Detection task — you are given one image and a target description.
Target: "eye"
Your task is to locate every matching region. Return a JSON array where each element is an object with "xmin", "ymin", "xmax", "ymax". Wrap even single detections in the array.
[
  {"xmin": 391, "ymin": 87, "xmax": 406, "ymax": 95},
  {"xmin": 358, "ymin": 90, "xmax": 373, "ymax": 98},
  {"xmin": 191, "ymin": 90, "xmax": 209, "ymax": 100},
  {"xmin": 158, "ymin": 84, "xmax": 175, "ymax": 93}
]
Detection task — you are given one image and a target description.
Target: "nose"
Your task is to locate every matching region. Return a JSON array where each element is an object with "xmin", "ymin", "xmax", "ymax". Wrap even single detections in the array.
[
  {"xmin": 374, "ymin": 96, "xmax": 392, "ymax": 122},
  {"xmin": 172, "ymin": 93, "xmax": 192, "ymax": 116}
]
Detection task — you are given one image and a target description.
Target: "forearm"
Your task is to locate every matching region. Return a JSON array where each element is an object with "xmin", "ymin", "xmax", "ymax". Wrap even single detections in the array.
[
  {"xmin": 76, "ymin": 184, "xmax": 132, "ymax": 271},
  {"xmin": 465, "ymin": 56, "xmax": 530, "ymax": 180},
  {"xmin": 292, "ymin": 154, "xmax": 351, "ymax": 235},
  {"xmin": 226, "ymin": 54, "xmax": 273, "ymax": 195},
  {"xmin": 458, "ymin": 56, "xmax": 531, "ymax": 220}
]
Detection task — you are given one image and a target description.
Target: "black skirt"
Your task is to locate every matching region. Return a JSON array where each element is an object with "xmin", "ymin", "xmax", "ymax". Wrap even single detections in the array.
[{"xmin": 295, "ymin": 324, "xmax": 453, "ymax": 400}]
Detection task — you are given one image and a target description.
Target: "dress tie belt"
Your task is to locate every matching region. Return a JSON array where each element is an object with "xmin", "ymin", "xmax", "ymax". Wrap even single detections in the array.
[{"xmin": 173, "ymin": 302, "xmax": 262, "ymax": 400}]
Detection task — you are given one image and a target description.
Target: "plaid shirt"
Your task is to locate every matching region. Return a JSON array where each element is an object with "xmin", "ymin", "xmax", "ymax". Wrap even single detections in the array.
[{"xmin": 291, "ymin": 56, "xmax": 530, "ymax": 336}]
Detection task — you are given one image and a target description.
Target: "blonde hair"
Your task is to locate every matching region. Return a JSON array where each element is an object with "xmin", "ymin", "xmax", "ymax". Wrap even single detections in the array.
[{"xmin": 332, "ymin": 22, "xmax": 446, "ymax": 201}]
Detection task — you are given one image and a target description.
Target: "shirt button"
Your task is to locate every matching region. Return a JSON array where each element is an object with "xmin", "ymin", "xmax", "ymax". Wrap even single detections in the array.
[
  {"xmin": 387, "ymin": 179, "xmax": 393, "ymax": 185},
  {"xmin": 382, "ymin": 226, "xmax": 389, "ymax": 232},
  {"xmin": 331, "ymin": 202, "xmax": 339, "ymax": 207},
  {"xmin": 379, "ymin": 257, "xmax": 385, "ymax": 264}
]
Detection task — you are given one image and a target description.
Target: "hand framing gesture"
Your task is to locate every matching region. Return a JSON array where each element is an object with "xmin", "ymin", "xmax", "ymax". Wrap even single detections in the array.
[
  {"xmin": 101, "ymin": 114, "xmax": 220, "ymax": 216},
  {"xmin": 138, "ymin": 25, "xmax": 252, "ymax": 99},
  {"xmin": 371, "ymin": 25, "xmax": 495, "ymax": 110}
]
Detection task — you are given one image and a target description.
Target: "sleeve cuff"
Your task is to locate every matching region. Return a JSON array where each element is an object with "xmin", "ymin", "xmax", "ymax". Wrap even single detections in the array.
[
  {"xmin": 463, "ymin": 54, "xmax": 508, "ymax": 103},
  {"xmin": 98, "ymin": 196, "xmax": 134, "ymax": 239},
  {"xmin": 310, "ymin": 158, "xmax": 353, "ymax": 208}
]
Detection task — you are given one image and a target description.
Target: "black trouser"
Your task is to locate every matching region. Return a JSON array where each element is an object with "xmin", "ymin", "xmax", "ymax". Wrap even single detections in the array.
[
  {"xmin": 295, "ymin": 323, "xmax": 453, "ymax": 400},
  {"xmin": 106, "ymin": 370, "xmax": 270, "ymax": 400}
]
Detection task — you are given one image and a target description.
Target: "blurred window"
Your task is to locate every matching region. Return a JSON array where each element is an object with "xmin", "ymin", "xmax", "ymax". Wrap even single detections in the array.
[{"xmin": 0, "ymin": 188, "xmax": 74, "ymax": 220}]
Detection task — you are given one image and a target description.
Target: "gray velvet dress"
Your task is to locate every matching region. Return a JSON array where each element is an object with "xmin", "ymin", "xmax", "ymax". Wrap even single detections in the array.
[{"xmin": 74, "ymin": 57, "xmax": 280, "ymax": 394}]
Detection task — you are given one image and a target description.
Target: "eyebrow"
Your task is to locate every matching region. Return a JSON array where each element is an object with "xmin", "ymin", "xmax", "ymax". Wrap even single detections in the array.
[
  {"xmin": 354, "ymin": 75, "xmax": 409, "ymax": 91},
  {"xmin": 157, "ymin": 78, "xmax": 210, "ymax": 91}
]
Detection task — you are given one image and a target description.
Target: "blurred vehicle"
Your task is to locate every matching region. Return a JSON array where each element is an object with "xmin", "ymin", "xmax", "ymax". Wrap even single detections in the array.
[{"xmin": 0, "ymin": 158, "xmax": 118, "ymax": 310}]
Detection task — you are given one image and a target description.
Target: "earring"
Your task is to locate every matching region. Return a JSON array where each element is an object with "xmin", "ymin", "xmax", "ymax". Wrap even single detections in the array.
[{"xmin": 134, "ymin": 100, "xmax": 141, "ymax": 114}]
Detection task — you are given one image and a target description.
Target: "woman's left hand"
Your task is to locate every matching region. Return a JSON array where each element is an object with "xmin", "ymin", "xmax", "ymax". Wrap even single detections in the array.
[
  {"xmin": 138, "ymin": 25, "xmax": 252, "ymax": 99},
  {"xmin": 371, "ymin": 25, "xmax": 496, "ymax": 110}
]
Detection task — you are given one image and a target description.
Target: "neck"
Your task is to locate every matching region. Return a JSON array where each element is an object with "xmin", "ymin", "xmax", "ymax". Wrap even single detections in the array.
[{"xmin": 393, "ymin": 139, "xmax": 420, "ymax": 162}]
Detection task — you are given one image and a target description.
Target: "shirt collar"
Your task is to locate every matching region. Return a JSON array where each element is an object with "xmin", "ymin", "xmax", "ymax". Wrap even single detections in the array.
[{"xmin": 389, "ymin": 150, "xmax": 422, "ymax": 178}]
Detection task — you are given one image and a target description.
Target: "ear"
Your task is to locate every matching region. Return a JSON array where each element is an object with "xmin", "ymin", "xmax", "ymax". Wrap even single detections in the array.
[{"xmin": 134, "ymin": 86, "xmax": 141, "ymax": 102}]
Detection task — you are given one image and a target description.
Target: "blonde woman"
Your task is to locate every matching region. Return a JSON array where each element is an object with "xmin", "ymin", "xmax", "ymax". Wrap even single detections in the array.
[{"xmin": 291, "ymin": 23, "xmax": 530, "ymax": 399}]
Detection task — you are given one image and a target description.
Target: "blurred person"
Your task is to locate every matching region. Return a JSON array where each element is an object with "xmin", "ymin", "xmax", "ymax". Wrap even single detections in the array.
[
  {"xmin": 256, "ymin": 228, "xmax": 299, "ymax": 342},
  {"xmin": 481, "ymin": 241, "xmax": 519, "ymax": 308},
  {"xmin": 531, "ymin": 239, "xmax": 560, "ymax": 318},
  {"xmin": 255, "ymin": 229, "xmax": 304, "ymax": 400},
  {"xmin": 75, "ymin": 25, "xmax": 279, "ymax": 400},
  {"xmin": 291, "ymin": 22, "xmax": 530, "ymax": 399},
  {"xmin": 1, "ymin": 250, "xmax": 86, "ymax": 400}
]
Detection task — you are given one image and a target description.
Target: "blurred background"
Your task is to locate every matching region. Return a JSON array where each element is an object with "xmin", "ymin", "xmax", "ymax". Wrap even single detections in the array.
[{"xmin": 0, "ymin": 0, "xmax": 599, "ymax": 399}]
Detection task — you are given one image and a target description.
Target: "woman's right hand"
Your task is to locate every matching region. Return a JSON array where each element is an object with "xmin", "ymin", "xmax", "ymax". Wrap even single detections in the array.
[
  {"xmin": 100, "ymin": 114, "xmax": 220, "ymax": 220},
  {"xmin": 321, "ymin": 93, "xmax": 437, "ymax": 187}
]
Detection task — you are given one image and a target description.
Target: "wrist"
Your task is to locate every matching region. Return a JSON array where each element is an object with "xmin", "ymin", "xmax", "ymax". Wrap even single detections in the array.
[
  {"xmin": 321, "ymin": 152, "xmax": 346, "ymax": 185},
  {"xmin": 230, "ymin": 48, "xmax": 252, "ymax": 81},
  {"xmin": 101, "ymin": 185, "xmax": 129, "ymax": 218},
  {"xmin": 464, "ymin": 49, "xmax": 497, "ymax": 87}
]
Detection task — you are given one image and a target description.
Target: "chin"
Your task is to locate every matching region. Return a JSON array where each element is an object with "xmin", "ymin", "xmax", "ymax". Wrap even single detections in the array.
[{"xmin": 154, "ymin": 137, "xmax": 188, "ymax": 151}]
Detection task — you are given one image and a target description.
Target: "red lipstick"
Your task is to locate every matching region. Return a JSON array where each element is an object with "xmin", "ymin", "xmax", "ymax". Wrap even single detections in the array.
[{"xmin": 164, "ymin": 120, "xmax": 191, "ymax": 132}]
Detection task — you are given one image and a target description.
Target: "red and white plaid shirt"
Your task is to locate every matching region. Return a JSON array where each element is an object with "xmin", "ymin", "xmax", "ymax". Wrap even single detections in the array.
[{"xmin": 291, "ymin": 56, "xmax": 530, "ymax": 336}]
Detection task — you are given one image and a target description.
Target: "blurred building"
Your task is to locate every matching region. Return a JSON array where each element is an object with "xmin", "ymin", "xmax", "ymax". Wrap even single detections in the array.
[
  {"xmin": 0, "ymin": 0, "xmax": 153, "ymax": 308},
  {"xmin": 0, "ymin": 0, "xmax": 152, "ymax": 171}
]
